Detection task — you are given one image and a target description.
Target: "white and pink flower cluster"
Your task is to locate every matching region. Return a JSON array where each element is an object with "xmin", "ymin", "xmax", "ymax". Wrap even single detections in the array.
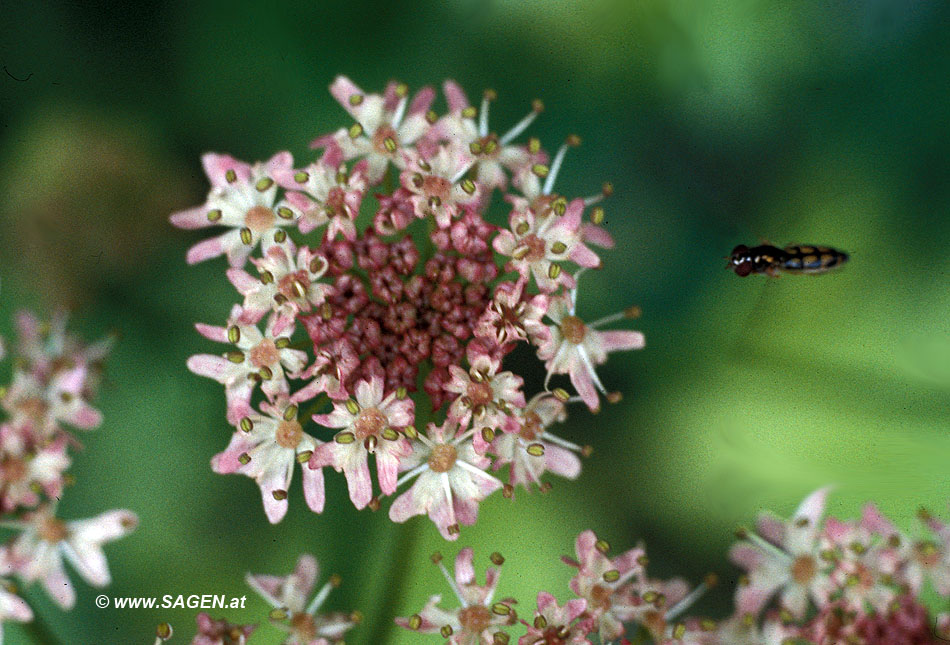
[
  {"xmin": 150, "ymin": 554, "xmax": 357, "ymax": 645},
  {"xmin": 397, "ymin": 534, "xmax": 710, "ymax": 645},
  {"xmin": 173, "ymin": 77, "xmax": 644, "ymax": 539},
  {"xmin": 725, "ymin": 488, "xmax": 950, "ymax": 645},
  {"xmin": 0, "ymin": 308, "xmax": 136, "ymax": 636},
  {"xmin": 399, "ymin": 492, "xmax": 950, "ymax": 645}
]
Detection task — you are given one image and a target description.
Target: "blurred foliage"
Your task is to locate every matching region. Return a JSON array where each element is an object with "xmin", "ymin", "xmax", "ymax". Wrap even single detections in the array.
[{"xmin": 0, "ymin": 0, "xmax": 948, "ymax": 642}]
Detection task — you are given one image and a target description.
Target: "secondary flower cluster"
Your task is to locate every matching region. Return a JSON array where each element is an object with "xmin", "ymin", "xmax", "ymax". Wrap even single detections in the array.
[
  {"xmin": 173, "ymin": 77, "xmax": 644, "ymax": 539},
  {"xmin": 398, "ymin": 490, "xmax": 950, "ymax": 645},
  {"xmin": 150, "ymin": 554, "xmax": 357, "ymax": 645},
  {"xmin": 0, "ymin": 307, "xmax": 137, "ymax": 636},
  {"xmin": 727, "ymin": 488, "xmax": 950, "ymax": 645}
]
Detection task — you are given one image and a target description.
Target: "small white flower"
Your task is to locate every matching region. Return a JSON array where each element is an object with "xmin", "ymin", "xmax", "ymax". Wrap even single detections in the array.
[{"xmin": 0, "ymin": 505, "xmax": 137, "ymax": 609}]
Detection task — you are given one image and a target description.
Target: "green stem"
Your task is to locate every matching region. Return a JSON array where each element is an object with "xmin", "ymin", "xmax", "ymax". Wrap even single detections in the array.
[{"xmin": 363, "ymin": 515, "xmax": 419, "ymax": 643}]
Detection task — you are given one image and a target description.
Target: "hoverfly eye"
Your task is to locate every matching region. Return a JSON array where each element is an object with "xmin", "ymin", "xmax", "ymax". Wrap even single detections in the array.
[
  {"xmin": 735, "ymin": 261, "xmax": 753, "ymax": 277},
  {"xmin": 730, "ymin": 244, "xmax": 749, "ymax": 256}
]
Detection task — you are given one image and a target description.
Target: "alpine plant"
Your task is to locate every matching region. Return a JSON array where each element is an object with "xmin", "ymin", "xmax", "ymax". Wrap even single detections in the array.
[
  {"xmin": 149, "ymin": 553, "xmax": 359, "ymax": 645},
  {"xmin": 172, "ymin": 76, "xmax": 645, "ymax": 539},
  {"xmin": 395, "ymin": 491, "xmax": 950, "ymax": 645},
  {"xmin": 0, "ymin": 305, "xmax": 136, "ymax": 639}
]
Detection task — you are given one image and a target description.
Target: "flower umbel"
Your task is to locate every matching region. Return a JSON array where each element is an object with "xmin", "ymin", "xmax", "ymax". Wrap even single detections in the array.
[
  {"xmin": 397, "ymin": 548, "xmax": 516, "ymax": 644},
  {"xmin": 246, "ymin": 554, "xmax": 358, "ymax": 645},
  {"xmin": 173, "ymin": 76, "xmax": 644, "ymax": 540}
]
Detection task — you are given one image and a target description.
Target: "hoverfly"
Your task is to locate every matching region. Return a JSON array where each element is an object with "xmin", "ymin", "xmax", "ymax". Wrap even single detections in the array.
[{"xmin": 727, "ymin": 244, "xmax": 849, "ymax": 277}]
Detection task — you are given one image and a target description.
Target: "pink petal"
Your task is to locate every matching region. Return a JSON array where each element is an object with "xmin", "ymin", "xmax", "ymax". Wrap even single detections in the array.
[
  {"xmin": 63, "ymin": 401, "xmax": 102, "ymax": 429},
  {"xmin": 293, "ymin": 554, "xmax": 319, "ymax": 594},
  {"xmin": 442, "ymin": 80, "xmax": 470, "ymax": 112},
  {"xmin": 755, "ymin": 513, "xmax": 786, "ymax": 546},
  {"xmin": 408, "ymin": 86, "xmax": 436, "ymax": 115},
  {"xmin": 245, "ymin": 572, "xmax": 284, "ymax": 605},
  {"xmin": 187, "ymin": 354, "xmax": 236, "ymax": 383},
  {"xmin": 787, "ymin": 487, "xmax": 831, "ymax": 551},
  {"xmin": 536, "ymin": 591, "xmax": 556, "ymax": 613},
  {"xmin": 388, "ymin": 486, "xmax": 422, "ymax": 523},
  {"xmin": 0, "ymin": 589, "xmax": 32, "ymax": 621},
  {"xmin": 211, "ymin": 434, "xmax": 256, "ymax": 474},
  {"xmin": 259, "ymin": 463, "xmax": 292, "ymax": 524},
  {"xmin": 186, "ymin": 235, "xmax": 227, "ymax": 265},
  {"xmin": 860, "ymin": 503, "xmax": 896, "ymax": 536},
  {"xmin": 226, "ymin": 268, "xmax": 260, "ymax": 294},
  {"xmin": 169, "ymin": 204, "xmax": 211, "ymax": 230},
  {"xmin": 375, "ymin": 449, "xmax": 402, "ymax": 496},
  {"xmin": 599, "ymin": 330, "xmax": 645, "ymax": 352},
  {"xmin": 569, "ymin": 242, "xmax": 601, "ymax": 268},
  {"xmin": 568, "ymin": 361, "xmax": 600, "ymax": 412},
  {"xmin": 794, "ymin": 487, "xmax": 831, "ymax": 527},
  {"xmin": 385, "ymin": 398, "xmax": 414, "ymax": 428},
  {"xmin": 225, "ymin": 385, "xmax": 254, "ymax": 425},
  {"xmin": 581, "ymin": 223, "xmax": 614, "ymax": 248},
  {"xmin": 574, "ymin": 530, "xmax": 598, "ymax": 563},
  {"xmin": 330, "ymin": 76, "xmax": 366, "ymax": 120},
  {"xmin": 326, "ymin": 141, "xmax": 348, "ymax": 168},
  {"xmin": 545, "ymin": 445, "xmax": 581, "ymax": 479},
  {"xmin": 356, "ymin": 378, "xmax": 382, "ymax": 408},
  {"xmin": 454, "ymin": 548, "xmax": 475, "ymax": 586},
  {"xmin": 344, "ymin": 458, "xmax": 373, "ymax": 510},
  {"xmin": 56, "ymin": 365, "xmax": 87, "ymax": 393},
  {"xmin": 729, "ymin": 543, "xmax": 765, "ymax": 570},
  {"xmin": 453, "ymin": 493, "xmax": 480, "ymax": 527},
  {"xmin": 309, "ymin": 130, "xmax": 340, "ymax": 150},
  {"xmin": 195, "ymin": 323, "xmax": 228, "ymax": 343},
  {"xmin": 564, "ymin": 597, "xmax": 587, "ymax": 622},
  {"xmin": 202, "ymin": 153, "xmax": 251, "ymax": 188},
  {"xmin": 62, "ymin": 540, "xmax": 110, "ymax": 587},
  {"xmin": 735, "ymin": 583, "xmax": 772, "ymax": 616},
  {"xmin": 557, "ymin": 199, "xmax": 584, "ymax": 230},
  {"xmin": 307, "ymin": 442, "xmax": 337, "ymax": 469},
  {"xmin": 823, "ymin": 517, "xmax": 851, "ymax": 542},
  {"xmin": 301, "ymin": 465, "xmax": 325, "ymax": 514},
  {"xmin": 610, "ymin": 545, "xmax": 646, "ymax": 576},
  {"xmin": 42, "ymin": 562, "xmax": 75, "ymax": 609},
  {"xmin": 266, "ymin": 151, "xmax": 293, "ymax": 175},
  {"xmin": 74, "ymin": 510, "xmax": 136, "ymax": 546}
]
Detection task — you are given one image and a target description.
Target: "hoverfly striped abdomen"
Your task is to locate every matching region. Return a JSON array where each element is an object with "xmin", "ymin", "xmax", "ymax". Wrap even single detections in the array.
[{"xmin": 780, "ymin": 245, "xmax": 849, "ymax": 274}]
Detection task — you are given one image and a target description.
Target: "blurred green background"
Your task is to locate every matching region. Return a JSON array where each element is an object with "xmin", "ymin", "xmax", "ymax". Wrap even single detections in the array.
[{"xmin": 1, "ymin": 0, "xmax": 948, "ymax": 642}]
